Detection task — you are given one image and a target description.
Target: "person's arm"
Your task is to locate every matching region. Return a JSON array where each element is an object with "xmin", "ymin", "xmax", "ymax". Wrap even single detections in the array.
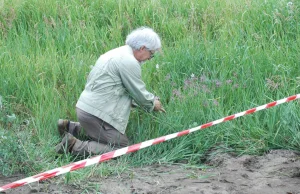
[{"xmin": 118, "ymin": 60, "xmax": 164, "ymax": 112}]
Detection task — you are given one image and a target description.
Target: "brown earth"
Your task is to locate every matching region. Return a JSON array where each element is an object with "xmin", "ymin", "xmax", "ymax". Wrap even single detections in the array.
[{"xmin": 1, "ymin": 149, "xmax": 300, "ymax": 194}]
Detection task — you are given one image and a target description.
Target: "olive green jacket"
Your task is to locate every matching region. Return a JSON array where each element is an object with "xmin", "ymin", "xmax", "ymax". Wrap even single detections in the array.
[{"xmin": 76, "ymin": 45, "xmax": 155, "ymax": 134}]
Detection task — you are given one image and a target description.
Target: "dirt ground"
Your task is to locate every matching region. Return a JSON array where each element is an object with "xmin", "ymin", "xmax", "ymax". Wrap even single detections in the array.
[{"xmin": 1, "ymin": 149, "xmax": 300, "ymax": 194}]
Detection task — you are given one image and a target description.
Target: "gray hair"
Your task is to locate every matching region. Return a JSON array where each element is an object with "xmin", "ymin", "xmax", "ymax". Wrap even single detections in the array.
[{"xmin": 125, "ymin": 27, "xmax": 161, "ymax": 51}]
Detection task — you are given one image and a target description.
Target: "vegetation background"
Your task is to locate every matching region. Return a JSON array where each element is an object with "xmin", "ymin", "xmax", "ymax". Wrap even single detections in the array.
[{"xmin": 0, "ymin": 0, "xmax": 299, "ymax": 188}]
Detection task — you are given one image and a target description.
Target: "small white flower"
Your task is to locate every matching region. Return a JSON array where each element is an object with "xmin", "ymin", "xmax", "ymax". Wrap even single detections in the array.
[
  {"xmin": 191, "ymin": 73, "xmax": 195, "ymax": 78},
  {"xmin": 156, "ymin": 64, "xmax": 159, "ymax": 69},
  {"xmin": 287, "ymin": 2, "xmax": 293, "ymax": 7}
]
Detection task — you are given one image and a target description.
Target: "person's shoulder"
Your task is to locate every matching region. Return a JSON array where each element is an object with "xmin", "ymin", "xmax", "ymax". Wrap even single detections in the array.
[
  {"xmin": 118, "ymin": 46, "xmax": 139, "ymax": 66},
  {"xmin": 102, "ymin": 46, "xmax": 139, "ymax": 70}
]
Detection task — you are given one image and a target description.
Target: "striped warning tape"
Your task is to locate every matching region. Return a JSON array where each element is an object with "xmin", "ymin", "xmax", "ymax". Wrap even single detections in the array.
[{"xmin": 0, "ymin": 94, "xmax": 299, "ymax": 192}]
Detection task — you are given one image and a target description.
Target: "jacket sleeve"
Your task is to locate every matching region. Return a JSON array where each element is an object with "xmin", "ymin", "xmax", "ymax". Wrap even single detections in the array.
[{"xmin": 118, "ymin": 59, "xmax": 155, "ymax": 112}]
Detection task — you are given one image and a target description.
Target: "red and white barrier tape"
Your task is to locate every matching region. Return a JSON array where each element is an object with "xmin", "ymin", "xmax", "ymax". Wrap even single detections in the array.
[{"xmin": 0, "ymin": 94, "xmax": 299, "ymax": 192}]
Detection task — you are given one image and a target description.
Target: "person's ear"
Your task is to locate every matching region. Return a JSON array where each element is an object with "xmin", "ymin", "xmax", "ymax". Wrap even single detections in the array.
[{"xmin": 140, "ymin": 46, "xmax": 146, "ymax": 51}]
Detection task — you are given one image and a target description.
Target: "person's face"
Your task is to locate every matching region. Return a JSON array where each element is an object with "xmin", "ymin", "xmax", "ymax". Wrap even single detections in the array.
[{"xmin": 135, "ymin": 46, "xmax": 155, "ymax": 63}]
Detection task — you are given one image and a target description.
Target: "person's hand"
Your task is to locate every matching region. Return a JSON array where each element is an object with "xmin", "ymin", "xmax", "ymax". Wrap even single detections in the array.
[{"xmin": 154, "ymin": 99, "xmax": 166, "ymax": 113}]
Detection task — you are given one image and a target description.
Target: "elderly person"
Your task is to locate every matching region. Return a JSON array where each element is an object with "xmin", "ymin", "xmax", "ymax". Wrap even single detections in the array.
[{"xmin": 56, "ymin": 27, "xmax": 165, "ymax": 156}]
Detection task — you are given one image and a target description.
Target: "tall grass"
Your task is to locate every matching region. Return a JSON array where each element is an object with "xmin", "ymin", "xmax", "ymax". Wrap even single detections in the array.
[{"xmin": 1, "ymin": 0, "xmax": 299, "ymax": 184}]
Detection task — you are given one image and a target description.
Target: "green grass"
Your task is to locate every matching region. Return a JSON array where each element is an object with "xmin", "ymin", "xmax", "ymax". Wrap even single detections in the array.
[{"xmin": 0, "ymin": 0, "xmax": 300, "ymax": 189}]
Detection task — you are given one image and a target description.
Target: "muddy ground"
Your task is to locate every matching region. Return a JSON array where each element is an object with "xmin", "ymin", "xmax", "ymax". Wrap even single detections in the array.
[{"xmin": 1, "ymin": 149, "xmax": 300, "ymax": 194}]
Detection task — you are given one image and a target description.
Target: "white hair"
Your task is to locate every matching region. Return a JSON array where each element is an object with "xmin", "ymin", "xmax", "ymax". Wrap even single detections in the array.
[{"xmin": 125, "ymin": 27, "xmax": 161, "ymax": 51}]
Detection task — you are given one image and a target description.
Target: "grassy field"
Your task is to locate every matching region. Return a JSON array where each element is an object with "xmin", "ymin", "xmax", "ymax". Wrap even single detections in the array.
[{"xmin": 0, "ymin": 0, "xmax": 299, "ymax": 186}]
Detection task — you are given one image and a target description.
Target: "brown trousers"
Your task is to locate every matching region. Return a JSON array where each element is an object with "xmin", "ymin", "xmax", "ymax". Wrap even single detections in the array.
[{"xmin": 70, "ymin": 108, "xmax": 129, "ymax": 156}]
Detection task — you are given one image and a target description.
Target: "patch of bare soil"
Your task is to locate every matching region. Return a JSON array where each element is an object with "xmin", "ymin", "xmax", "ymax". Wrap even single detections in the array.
[
  {"xmin": 1, "ymin": 149, "xmax": 300, "ymax": 194},
  {"xmin": 0, "ymin": 174, "xmax": 81, "ymax": 194}
]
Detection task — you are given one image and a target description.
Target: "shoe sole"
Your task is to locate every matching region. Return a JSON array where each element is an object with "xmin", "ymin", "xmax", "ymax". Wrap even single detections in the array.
[
  {"xmin": 57, "ymin": 119, "xmax": 67, "ymax": 137},
  {"xmin": 55, "ymin": 133, "xmax": 76, "ymax": 154}
]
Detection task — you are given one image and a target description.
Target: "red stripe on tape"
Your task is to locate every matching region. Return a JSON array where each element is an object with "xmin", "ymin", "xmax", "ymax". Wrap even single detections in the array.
[
  {"xmin": 177, "ymin": 130, "xmax": 190, "ymax": 137},
  {"xmin": 2, "ymin": 182, "xmax": 26, "ymax": 190},
  {"xmin": 224, "ymin": 115, "xmax": 235, "ymax": 121},
  {"xmin": 287, "ymin": 95, "xmax": 297, "ymax": 101},
  {"xmin": 33, "ymin": 171, "xmax": 58, "ymax": 179},
  {"xmin": 201, "ymin": 122, "xmax": 213, "ymax": 129},
  {"xmin": 153, "ymin": 136, "xmax": 166, "ymax": 145},
  {"xmin": 37, "ymin": 171, "xmax": 60, "ymax": 181},
  {"xmin": 70, "ymin": 161, "xmax": 87, "ymax": 171},
  {"xmin": 246, "ymin": 108, "xmax": 256, "ymax": 114},
  {"xmin": 266, "ymin": 101, "xmax": 277, "ymax": 108},
  {"xmin": 127, "ymin": 143, "xmax": 142, "ymax": 153},
  {"xmin": 99, "ymin": 151, "xmax": 115, "ymax": 162}
]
